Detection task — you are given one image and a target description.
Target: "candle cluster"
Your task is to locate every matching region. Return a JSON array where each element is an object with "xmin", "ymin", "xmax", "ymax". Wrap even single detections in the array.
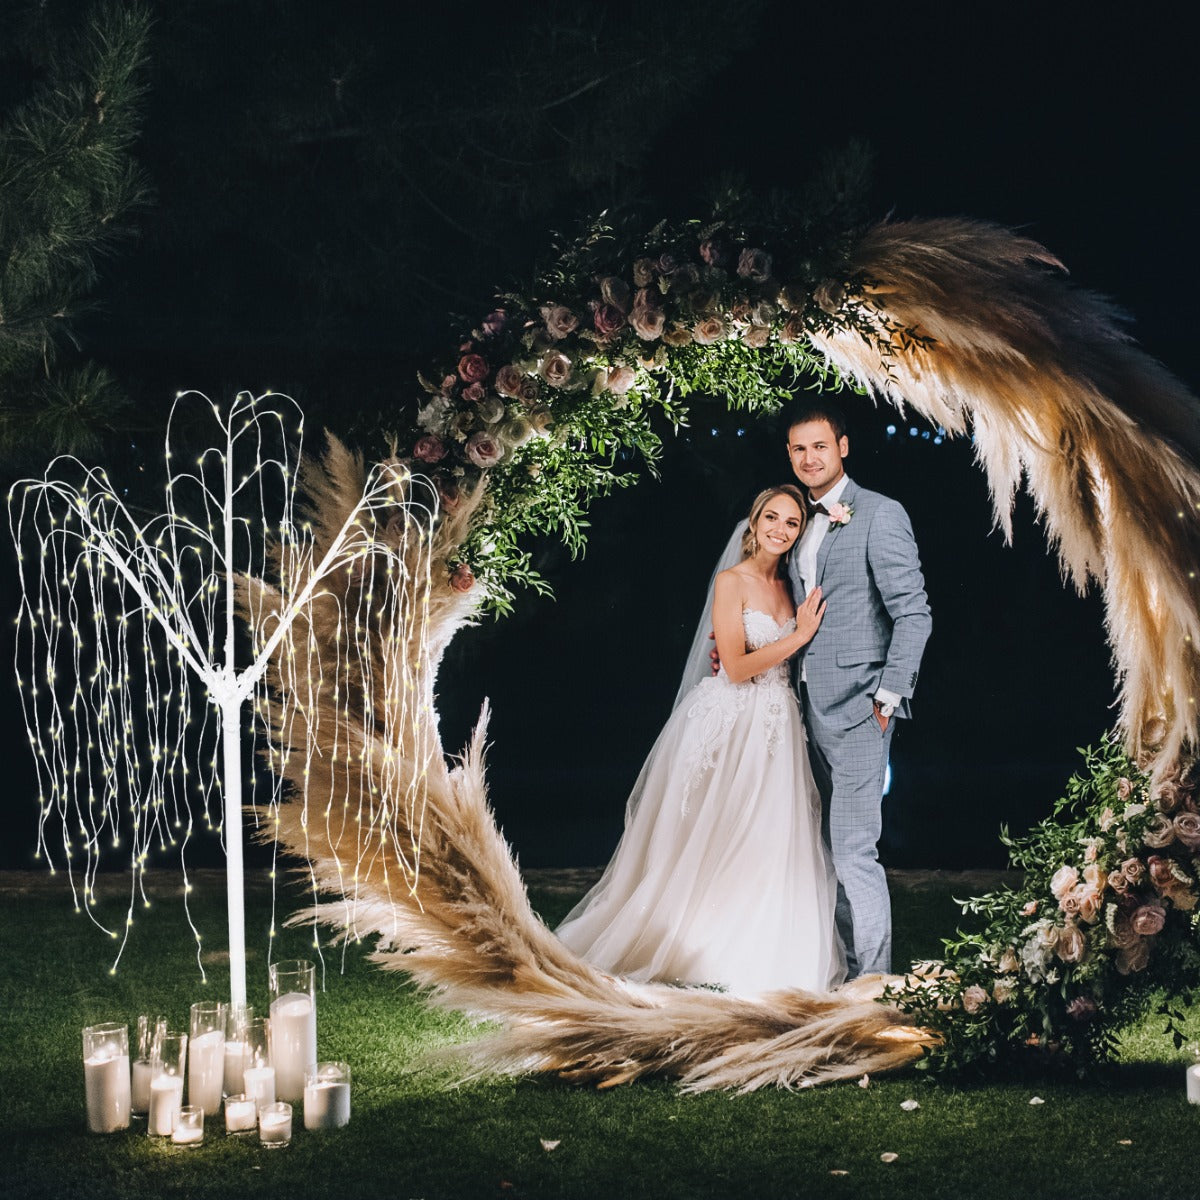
[{"xmin": 81, "ymin": 959, "xmax": 350, "ymax": 1148}]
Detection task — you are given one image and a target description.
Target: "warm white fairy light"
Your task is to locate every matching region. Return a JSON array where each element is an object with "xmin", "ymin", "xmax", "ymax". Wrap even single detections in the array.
[{"xmin": 9, "ymin": 391, "xmax": 435, "ymax": 1003}]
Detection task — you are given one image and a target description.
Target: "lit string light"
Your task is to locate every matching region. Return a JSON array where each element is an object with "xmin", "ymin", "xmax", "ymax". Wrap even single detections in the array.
[{"xmin": 8, "ymin": 391, "xmax": 435, "ymax": 1003}]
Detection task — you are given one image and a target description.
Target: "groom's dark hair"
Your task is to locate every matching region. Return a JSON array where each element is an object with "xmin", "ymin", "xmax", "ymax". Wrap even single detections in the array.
[{"xmin": 781, "ymin": 398, "xmax": 848, "ymax": 442}]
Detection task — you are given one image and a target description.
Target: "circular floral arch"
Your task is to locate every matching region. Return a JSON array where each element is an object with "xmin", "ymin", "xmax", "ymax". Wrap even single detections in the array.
[{"xmin": 260, "ymin": 196, "xmax": 1200, "ymax": 1086}]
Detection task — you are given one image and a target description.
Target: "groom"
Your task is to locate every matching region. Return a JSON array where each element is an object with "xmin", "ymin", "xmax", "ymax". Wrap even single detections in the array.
[{"xmin": 785, "ymin": 400, "xmax": 931, "ymax": 978}]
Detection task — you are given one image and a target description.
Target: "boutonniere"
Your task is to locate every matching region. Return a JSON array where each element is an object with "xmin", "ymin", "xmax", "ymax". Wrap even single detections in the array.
[{"xmin": 826, "ymin": 501, "xmax": 853, "ymax": 526}]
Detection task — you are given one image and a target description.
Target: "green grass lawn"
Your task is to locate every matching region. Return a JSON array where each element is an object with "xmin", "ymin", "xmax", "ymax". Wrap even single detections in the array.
[{"xmin": 1, "ymin": 869, "xmax": 1197, "ymax": 1200}]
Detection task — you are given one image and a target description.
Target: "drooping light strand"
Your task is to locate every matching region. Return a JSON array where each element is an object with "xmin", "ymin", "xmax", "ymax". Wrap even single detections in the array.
[{"xmin": 9, "ymin": 392, "xmax": 436, "ymax": 1002}]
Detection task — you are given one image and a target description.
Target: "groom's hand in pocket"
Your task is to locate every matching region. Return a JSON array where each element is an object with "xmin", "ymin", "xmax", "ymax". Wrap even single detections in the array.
[{"xmin": 872, "ymin": 699, "xmax": 890, "ymax": 733}]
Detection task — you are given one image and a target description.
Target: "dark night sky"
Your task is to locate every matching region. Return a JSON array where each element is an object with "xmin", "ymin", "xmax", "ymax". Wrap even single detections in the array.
[{"xmin": 2, "ymin": 1, "xmax": 1195, "ymax": 872}]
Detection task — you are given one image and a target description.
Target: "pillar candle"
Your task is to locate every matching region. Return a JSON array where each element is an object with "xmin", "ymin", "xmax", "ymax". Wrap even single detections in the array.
[
  {"xmin": 148, "ymin": 1074, "xmax": 184, "ymax": 1137},
  {"xmin": 270, "ymin": 993, "xmax": 316, "ymax": 1103},
  {"xmin": 224, "ymin": 1094, "xmax": 258, "ymax": 1133},
  {"xmin": 131, "ymin": 1059, "xmax": 154, "ymax": 1115},
  {"xmin": 188, "ymin": 1028, "xmax": 224, "ymax": 1112},
  {"xmin": 84, "ymin": 1049, "xmax": 131, "ymax": 1133},
  {"xmin": 223, "ymin": 1039, "xmax": 249, "ymax": 1096},
  {"xmin": 243, "ymin": 1064, "xmax": 276, "ymax": 1110},
  {"xmin": 1187, "ymin": 1064, "xmax": 1200, "ymax": 1103}
]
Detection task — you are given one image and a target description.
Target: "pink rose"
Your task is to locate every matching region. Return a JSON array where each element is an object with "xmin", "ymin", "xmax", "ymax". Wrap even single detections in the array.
[
  {"xmin": 440, "ymin": 373, "xmax": 458, "ymax": 395},
  {"xmin": 599, "ymin": 276, "xmax": 631, "ymax": 312},
  {"xmin": 1154, "ymin": 781, "xmax": 1183, "ymax": 813},
  {"xmin": 992, "ymin": 979, "xmax": 1015, "ymax": 1004},
  {"xmin": 1049, "ymin": 865, "xmax": 1079, "ymax": 901},
  {"xmin": 630, "ymin": 290, "xmax": 666, "ymax": 340},
  {"xmin": 961, "ymin": 985, "xmax": 988, "ymax": 1014},
  {"xmin": 604, "ymin": 365, "xmax": 636, "ymax": 395},
  {"xmin": 736, "ymin": 246, "xmax": 773, "ymax": 282},
  {"xmin": 1082, "ymin": 863, "xmax": 1106, "ymax": 890},
  {"xmin": 541, "ymin": 305, "xmax": 579, "ymax": 340},
  {"xmin": 1147, "ymin": 855, "xmax": 1176, "ymax": 890},
  {"xmin": 1130, "ymin": 902, "xmax": 1166, "ymax": 936},
  {"xmin": 592, "ymin": 303, "xmax": 626, "ymax": 338},
  {"xmin": 412, "ymin": 434, "xmax": 448, "ymax": 464},
  {"xmin": 449, "ymin": 562, "xmax": 475, "ymax": 593},
  {"xmin": 692, "ymin": 316, "xmax": 727, "ymax": 345},
  {"xmin": 1143, "ymin": 812, "xmax": 1176, "ymax": 848},
  {"xmin": 539, "ymin": 351, "xmax": 573, "ymax": 388},
  {"xmin": 465, "ymin": 431, "xmax": 504, "ymax": 469},
  {"xmin": 457, "ymin": 353, "xmax": 490, "ymax": 383},
  {"xmin": 632, "ymin": 257, "xmax": 657, "ymax": 287},
  {"xmin": 1174, "ymin": 811, "xmax": 1200, "ymax": 849},
  {"xmin": 1055, "ymin": 923, "xmax": 1086, "ymax": 963},
  {"xmin": 1122, "ymin": 857, "xmax": 1146, "ymax": 884},
  {"xmin": 1020, "ymin": 899, "xmax": 1039, "ymax": 917},
  {"xmin": 742, "ymin": 324, "xmax": 771, "ymax": 349},
  {"xmin": 494, "ymin": 364, "xmax": 523, "ymax": 398},
  {"xmin": 1066, "ymin": 995, "xmax": 1098, "ymax": 1022},
  {"xmin": 826, "ymin": 501, "xmax": 852, "ymax": 526},
  {"xmin": 1077, "ymin": 886, "xmax": 1103, "ymax": 924},
  {"xmin": 462, "ymin": 381, "xmax": 486, "ymax": 404},
  {"xmin": 1116, "ymin": 938, "xmax": 1150, "ymax": 974},
  {"xmin": 1099, "ymin": 806, "xmax": 1116, "ymax": 831},
  {"xmin": 1059, "ymin": 889, "xmax": 1082, "ymax": 916},
  {"xmin": 998, "ymin": 947, "xmax": 1019, "ymax": 974}
]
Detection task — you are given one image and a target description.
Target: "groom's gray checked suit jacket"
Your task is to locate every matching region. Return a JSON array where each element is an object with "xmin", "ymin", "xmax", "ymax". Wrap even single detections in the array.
[{"xmin": 790, "ymin": 478, "xmax": 931, "ymax": 729}]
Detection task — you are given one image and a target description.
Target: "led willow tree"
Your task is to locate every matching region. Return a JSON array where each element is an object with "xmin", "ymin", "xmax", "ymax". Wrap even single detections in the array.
[{"xmin": 9, "ymin": 391, "xmax": 438, "ymax": 1006}]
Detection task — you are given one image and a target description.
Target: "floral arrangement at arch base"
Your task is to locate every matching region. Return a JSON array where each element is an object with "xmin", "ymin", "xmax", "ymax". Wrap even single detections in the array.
[{"xmin": 890, "ymin": 733, "xmax": 1200, "ymax": 1075}]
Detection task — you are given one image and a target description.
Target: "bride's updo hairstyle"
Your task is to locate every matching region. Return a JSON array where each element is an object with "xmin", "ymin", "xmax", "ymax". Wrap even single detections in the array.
[{"xmin": 741, "ymin": 484, "xmax": 808, "ymax": 565}]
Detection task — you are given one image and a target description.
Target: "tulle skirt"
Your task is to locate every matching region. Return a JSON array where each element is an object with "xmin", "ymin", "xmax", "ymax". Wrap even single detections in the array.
[{"xmin": 556, "ymin": 675, "xmax": 846, "ymax": 995}]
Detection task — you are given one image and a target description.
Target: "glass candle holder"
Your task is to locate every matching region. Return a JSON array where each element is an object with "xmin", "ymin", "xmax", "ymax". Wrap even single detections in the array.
[
  {"xmin": 224, "ymin": 1092, "xmax": 258, "ymax": 1134},
  {"xmin": 148, "ymin": 1031, "xmax": 188, "ymax": 1137},
  {"xmin": 82, "ymin": 1022, "xmax": 131, "ymax": 1134},
  {"xmin": 1187, "ymin": 1044, "xmax": 1200, "ymax": 1104},
  {"xmin": 304, "ymin": 1061, "xmax": 351, "ymax": 1130},
  {"xmin": 223, "ymin": 1003, "xmax": 254, "ymax": 1097},
  {"xmin": 131, "ymin": 1015, "xmax": 166, "ymax": 1117},
  {"xmin": 188, "ymin": 1000, "xmax": 227, "ymax": 1114},
  {"xmin": 269, "ymin": 960, "xmax": 316, "ymax": 1103},
  {"xmin": 242, "ymin": 1016, "xmax": 275, "ymax": 1110},
  {"xmin": 171, "ymin": 1105, "xmax": 205, "ymax": 1146},
  {"xmin": 258, "ymin": 1101, "xmax": 293, "ymax": 1148}
]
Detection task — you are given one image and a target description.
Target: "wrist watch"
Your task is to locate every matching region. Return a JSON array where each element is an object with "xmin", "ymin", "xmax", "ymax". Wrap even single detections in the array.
[{"xmin": 873, "ymin": 698, "xmax": 895, "ymax": 718}]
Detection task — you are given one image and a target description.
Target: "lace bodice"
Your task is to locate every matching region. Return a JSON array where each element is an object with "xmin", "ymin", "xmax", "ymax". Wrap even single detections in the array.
[{"xmin": 681, "ymin": 609, "xmax": 797, "ymax": 804}]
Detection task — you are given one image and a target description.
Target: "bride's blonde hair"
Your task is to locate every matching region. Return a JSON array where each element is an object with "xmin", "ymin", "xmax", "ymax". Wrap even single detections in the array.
[{"xmin": 741, "ymin": 484, "xmax": 808, "ymax": 565}]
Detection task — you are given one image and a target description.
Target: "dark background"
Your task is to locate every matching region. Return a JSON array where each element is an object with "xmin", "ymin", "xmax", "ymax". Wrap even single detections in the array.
[{"xmin": 1, "ymin": 0, "xmax": 1192, "ymax": 870}]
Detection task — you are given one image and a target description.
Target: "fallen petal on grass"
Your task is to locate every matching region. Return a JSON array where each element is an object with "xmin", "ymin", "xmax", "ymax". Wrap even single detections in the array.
[
  {"xmin": 880, "ymin": 1152, "xmax": 899, "ymax": 1163},
  {"xmin": 1029, "ymin": 1096, "xmax": 1045, "ymax": 1106},
  {"xmin": 858, "ymin": 1074, "xmax": 870, "ymax": 1088},
  {"xmin": 900, "ymin": 1099, "xmax": 920, "ymax": 1111},
  {"xmin": 539, "ymin": 1139, "xmax": 561, "ymax": 1152}
]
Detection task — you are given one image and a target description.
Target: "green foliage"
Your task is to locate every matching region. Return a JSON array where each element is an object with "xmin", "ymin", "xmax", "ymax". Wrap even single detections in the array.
[
  {"xmin": 0, "ymin": 2, "xmax": 151, "ymax": 457},
  {"xmin": 395, "ymin": 170, "xmax": 889, "ymax": 609},
  {"xmin": 888, "ymin": 734, "xmax": 1200, "ymax": 1076}
]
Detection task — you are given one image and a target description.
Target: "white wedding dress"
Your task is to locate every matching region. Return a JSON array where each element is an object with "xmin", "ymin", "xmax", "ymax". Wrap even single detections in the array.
[{"xmin": 556, "ymin": 609, "xmax": 846, "ymax": 995}]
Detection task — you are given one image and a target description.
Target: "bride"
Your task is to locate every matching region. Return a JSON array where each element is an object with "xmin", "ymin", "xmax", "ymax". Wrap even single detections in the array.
[{"xmin": 556, "ymin": 485, "xmax": 846, "ymax": 995}]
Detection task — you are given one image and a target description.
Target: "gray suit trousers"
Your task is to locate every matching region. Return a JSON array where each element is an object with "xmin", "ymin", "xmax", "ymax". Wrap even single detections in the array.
[{"xmin": 803, "ymin": 689, "xmax": 894, "ymax": 977}]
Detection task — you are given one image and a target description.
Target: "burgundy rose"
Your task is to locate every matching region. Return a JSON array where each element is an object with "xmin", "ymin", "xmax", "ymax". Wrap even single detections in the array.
[
  {"xmin": 736, "ymin": 246, "xmax": 773, "ymax": 282},
  {"xmin": 657, "ymin": 251, "xmax": 679, "ymax": 275},
  {"xmin": 494, "ymin": 364, "xmax": 523, "ymax": 398},
  {"xmin": 449, "ymin": 562, "xmax": 475, "ymax": 593},
  {"xmin": 481, "ymin": 309, "xmax": 507, "ymax": 337},
  {"xmin": 458, "ymin": 353, "xmax": 490, "ymax": 383},
  {"xmin": 465, "ymin": 431, "xmax": 504, "ymax": 469},
  {"xmin": 1066, "ymin": 995, "xmax": 1098, "ymax": 1022},
  {"xmin": 412, "ymin": 434, "xmax": 448, "ymax": 464},
  {"xmin": 1174, "ymin": 811, "xmax": 1200, "ymax": 849},
  {"xmin": 462, "ymin": 381, "xmax": 486, "ymax": 404},
  {"xmin": 1130, "ymin": 902, "xmax": 1166, "ymax": 936},
  {"xmin": 1116, "ymin": 938, "xmax": 1151, "ymax": 974},
  {"xmin": 698, "ymin": 238, "xmax": 727, "ymax": 266},
  {"xmin": 592, "ymin": 303, "xmax": 626, "ymax": 338},
  {"xmin": 541, "ymin": 305, "xmax": 579, "ymax": 340}
]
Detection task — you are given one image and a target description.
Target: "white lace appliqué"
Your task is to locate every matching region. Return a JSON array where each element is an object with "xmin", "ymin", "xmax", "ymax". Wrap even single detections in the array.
[{"xmin": 680, "ymin": 609, "xmax": 795, "ymax": 813}]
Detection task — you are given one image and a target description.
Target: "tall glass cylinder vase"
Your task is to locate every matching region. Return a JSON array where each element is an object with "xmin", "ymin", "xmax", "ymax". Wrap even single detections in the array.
[
  {"xmin": 188, "ymin": 1001, "xmax": 227, "ymax": 1114},
  {"xmin": 223, "ymin": 1003, "xmax": 253, "ymax": 1097},
  {"xmin": 131, "ymin": 1015, "xmax": 165, "ymax": 1117},
  {"xmin": 82, "ymin": 1022, "xmax": 131, "ymax": 1133},
  {"xmin": 269, "ymin": 960, "xmax": 316, "ymax": 1103},
  {"xmin": 148, "ymin": 1031, "xmax": 187, "ymax": 1137}
]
